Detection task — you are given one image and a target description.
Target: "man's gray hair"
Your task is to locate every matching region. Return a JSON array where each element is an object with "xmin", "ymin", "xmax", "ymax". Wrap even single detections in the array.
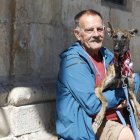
[{"xmin": 74, "ymin": 9, "xmax": 103, "ymax": 28}]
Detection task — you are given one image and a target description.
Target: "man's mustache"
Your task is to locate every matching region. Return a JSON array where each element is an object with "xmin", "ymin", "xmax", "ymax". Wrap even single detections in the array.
[{"xmin": 89, "ymin": 37, "xmax": 103, "ymax": 43}]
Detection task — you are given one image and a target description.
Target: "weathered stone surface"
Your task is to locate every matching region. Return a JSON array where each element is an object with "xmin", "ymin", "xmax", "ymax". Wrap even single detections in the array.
[
  {"xmin": 0, "ymin": 86, "xmax": 11, "ymax": 106},
  {"xmin": 8, "ymin": 82, "xmax": 56, "ymax": 106},
  {"xmin": 17, "ymin": 131, "xmax": 58, "ymax": 140},
  {"xmin": 0, "ymin": 106, "xmax": 11, "ymax": 138},
  {"xmin": 0, "ymin": 102, "xmax": 56, "ymax": 137},
  {"xmin": 0, "ymin": 0, "xmax": 12, "ymax": 20},
  {"xmin": 10, "ymin": 102, "xmax": 56, "ymax": 136},
  {"xmin": 0, "ymin": 22, "xmax": 11, "ymax": 78},
  {"xmin": 0, "ymin": 81, "xmax": 56, "ymax": 107},
  {"xmin": 16, "ymin": 0, "xmax": 62, "ymax": 25},
  {"xmin": 0, "ymin": 131, "xmax": 58, "ymax": 140},
  {"xmin": 0, "ymin": 136, "xmax": 14, "ymax": 140}
]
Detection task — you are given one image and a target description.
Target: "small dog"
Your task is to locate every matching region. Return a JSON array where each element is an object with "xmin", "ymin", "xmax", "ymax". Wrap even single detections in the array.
[{"xmin": 93, "ymin": 22, "xmax": 140, "ymax": 133}]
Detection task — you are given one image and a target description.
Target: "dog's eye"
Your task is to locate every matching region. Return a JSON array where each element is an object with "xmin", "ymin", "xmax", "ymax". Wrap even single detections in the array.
[
  {"xmin": 113, "ymin": 35, "xmax": 117, "ymax": 39},
  {"xmin": 121, "ymin": 35, "xmax": 127, "ymax": 39}
]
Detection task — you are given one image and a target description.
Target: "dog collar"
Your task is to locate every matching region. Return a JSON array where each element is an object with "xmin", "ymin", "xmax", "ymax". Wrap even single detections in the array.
[{"xmin": 114, "ymin": 50, "xmax": 133, "ymax": 77}]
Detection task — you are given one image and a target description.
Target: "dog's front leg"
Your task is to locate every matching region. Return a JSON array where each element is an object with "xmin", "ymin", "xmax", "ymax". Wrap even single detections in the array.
[
  {"xmin": 93, "ymin": 65, "xmax": 115, "ymax": 133},
  {"xmin": 93, "ymin": 86, "xmax": 108, "ymax": 134}
]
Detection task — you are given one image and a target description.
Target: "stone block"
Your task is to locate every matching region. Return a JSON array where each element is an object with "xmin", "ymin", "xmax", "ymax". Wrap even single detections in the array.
[
  {"xmin": 0, "ymin": 136, "xmax": 14, "ymax": 140},
  {"xmin": 10, "ymin": 102, "xmax": 56, "ymax": 136},
  {"xmin": 0, "ymin": 23, "xmax": 10, "ymax": 77},
  {"xmin": 16, "ymin": 0, "xmax": 62, "ymax": 25},
  {"xmin": 0, "ymin": 106, "xmax": 11, "ymax": 138},
  {"xmin": 0, "ymin": 131, "xmax": 58, "ymax": 140},
  {"xmin": 17, "ymin": 131, "xmax": 58, "ymax": 140},
  {"xmin": 0, "ymin": 102, "xmax": 56, "ymax": 137}
]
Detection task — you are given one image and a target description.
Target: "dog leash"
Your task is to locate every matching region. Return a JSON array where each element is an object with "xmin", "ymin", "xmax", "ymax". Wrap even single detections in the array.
[
  {"xmin": 116, "ymin": 110, "xmax": 126, "ymax": 126},
  {"xmin": 116, "ymin": 85, "xmax": 140, "ymax": 140}
]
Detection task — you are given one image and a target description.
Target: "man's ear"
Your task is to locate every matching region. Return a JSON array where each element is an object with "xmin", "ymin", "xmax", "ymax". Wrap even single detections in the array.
[
  {"xmin": 129, "ymin": 29, "xmax": 138, "ymax": 37},
  {"xmin": 73, "ymin": 29, "xmax": 81, "ymax": 41},
  {"xmin": 106, "ymin": 22, "xmax": 114, "ymax": 37}
]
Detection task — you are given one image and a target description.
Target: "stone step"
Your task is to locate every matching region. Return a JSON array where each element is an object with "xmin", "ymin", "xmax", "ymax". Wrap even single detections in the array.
[
  {"xmin": 0, "ymin": 131, "xmax": 58, "ymax": 140},
  {"xmin": 0, "ymin": 102, "xmax": 56, "ymax": 138},
  {"xmin": 0, "ymin": 81, "xmax": 56, "ymax": 107}
]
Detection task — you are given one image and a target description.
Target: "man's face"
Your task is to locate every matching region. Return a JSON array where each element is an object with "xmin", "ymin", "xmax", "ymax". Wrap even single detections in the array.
[{"xmin": 74, "ymin": 14, "xmax": 104, "ymax": 52}]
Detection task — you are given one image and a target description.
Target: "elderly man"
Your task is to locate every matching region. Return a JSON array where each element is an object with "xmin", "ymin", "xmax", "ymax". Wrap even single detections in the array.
[{"xmin": 56, "ymin": 9, "xmax": 140, "ymax": 140}]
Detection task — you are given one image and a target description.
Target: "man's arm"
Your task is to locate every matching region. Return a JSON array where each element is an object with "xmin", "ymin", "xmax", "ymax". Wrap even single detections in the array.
[
  {"xmin": 61, "ymin": 57, "xmax": 125, "ymax": 116},
  {"xmin": 134, "ymin": 73, "xmax": 140, "ymax": 103}
]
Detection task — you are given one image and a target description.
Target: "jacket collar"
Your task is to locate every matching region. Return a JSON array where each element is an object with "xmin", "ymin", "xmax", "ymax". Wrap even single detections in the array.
[
  {"xmin": 70, "ymin": 41, "xmax": 113, "ymax": 63},
  {"xmin": 60, "ymin": 41, "xmax": 114, "ymax": 71}
]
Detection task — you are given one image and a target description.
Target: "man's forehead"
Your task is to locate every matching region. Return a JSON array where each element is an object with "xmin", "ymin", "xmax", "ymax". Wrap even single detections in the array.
[
  {"xmin": 79, "ymin": 14, "xmax": 103, "ymax": 27},
  {"xmin": 80, "ymin": 14, "xmax": 102, "ymax": 21}
]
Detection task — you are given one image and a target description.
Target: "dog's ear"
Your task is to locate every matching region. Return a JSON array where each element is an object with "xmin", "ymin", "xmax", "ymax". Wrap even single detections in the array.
[
  {"xmin": 129, "ymin": 29, "xmax": 138, "ymax": 37},
  {"xmin": 106, "ymin": 22, "xmax": 114, "ymax": 37}
]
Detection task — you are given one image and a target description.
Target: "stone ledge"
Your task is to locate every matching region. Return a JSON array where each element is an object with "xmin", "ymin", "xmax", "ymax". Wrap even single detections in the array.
[{"xmin": 0, "ymin": 81, "xmax": 56, "ymax": 107}]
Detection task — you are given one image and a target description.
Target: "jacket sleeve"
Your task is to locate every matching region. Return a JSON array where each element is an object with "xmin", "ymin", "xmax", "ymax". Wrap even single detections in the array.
[
  {"xmin": 134, "ymin": 73, "xmax": 140, "ymax": 94},
  {"xmin": 61, "ymin": 56, "xmax": 125, "ymax": 116},
  {"xmin": 134, "ymin": 73, "xmax": 140, "ymax": 103}
]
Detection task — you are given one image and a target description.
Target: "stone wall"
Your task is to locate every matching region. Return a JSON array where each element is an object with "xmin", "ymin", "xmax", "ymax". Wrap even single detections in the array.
[
  {"xmin": 0, "ymin": 0, "xmax": 61, "ymax": 139},
  {"xmin": 0, "ymin": 0, "xmax": 140, "ymax": 139}
]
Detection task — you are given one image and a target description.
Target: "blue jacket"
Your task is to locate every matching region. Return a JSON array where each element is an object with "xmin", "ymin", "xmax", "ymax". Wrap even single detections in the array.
[{"xmin": 56, "ymin": 42, "xmax": 140, "ymax": 140}]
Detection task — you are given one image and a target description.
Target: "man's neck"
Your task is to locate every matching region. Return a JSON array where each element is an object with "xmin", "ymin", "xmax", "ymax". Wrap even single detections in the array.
[
  {"xmin": 79, "ymin": 42, "xmax": 103, "ymax": 62},
  {"xmin": 87, "ymin": 50, "xmax": 102, "ymax": 62}
]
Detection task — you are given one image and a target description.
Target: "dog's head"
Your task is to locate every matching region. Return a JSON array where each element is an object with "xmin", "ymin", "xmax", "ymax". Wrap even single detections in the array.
[{"xmin": 106, "ymin": 22, "xmax": 138, "ymax": 56}]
